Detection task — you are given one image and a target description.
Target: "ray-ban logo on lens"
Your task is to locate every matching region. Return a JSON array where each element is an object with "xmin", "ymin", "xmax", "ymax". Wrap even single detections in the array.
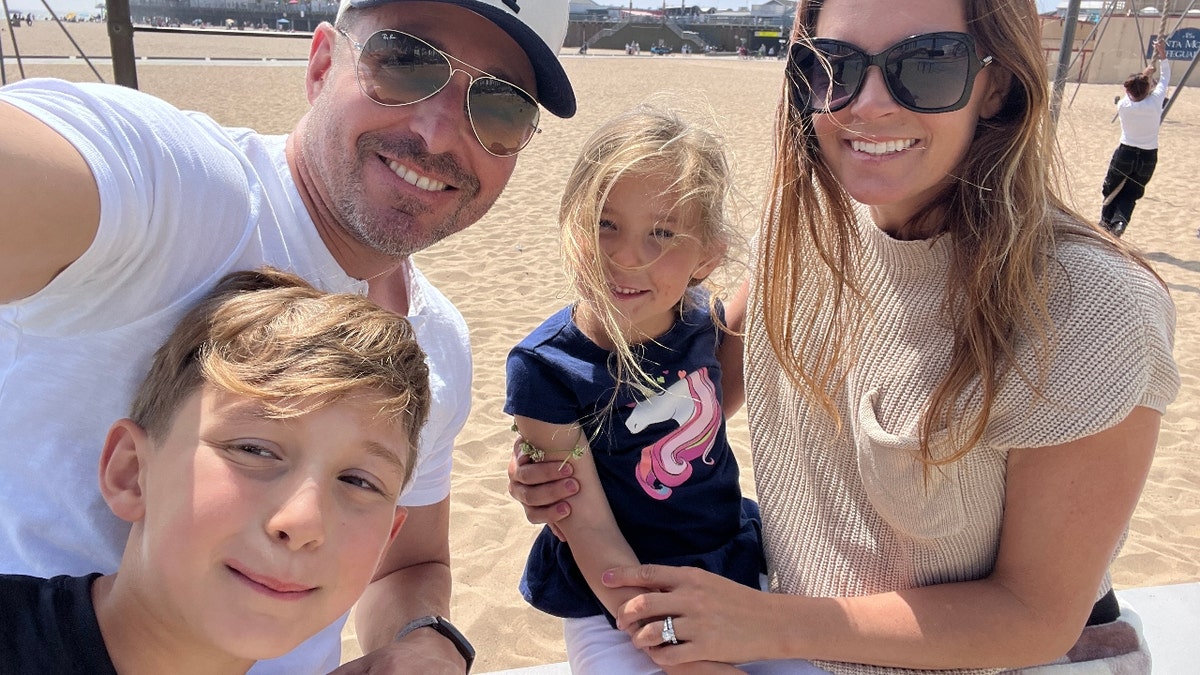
[{"xmin": 502, "ymin": 0, "xmax": 520, "ymax": 12}]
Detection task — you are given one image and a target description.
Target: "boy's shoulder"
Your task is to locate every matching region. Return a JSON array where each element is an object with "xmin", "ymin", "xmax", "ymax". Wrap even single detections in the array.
[{"xmin": 0, "ymin": 573, "xmax": 117, "ymax": 675}]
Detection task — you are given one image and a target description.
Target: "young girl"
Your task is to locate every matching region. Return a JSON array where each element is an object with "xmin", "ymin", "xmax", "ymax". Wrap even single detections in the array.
[
  {"xmin": 515, "ymin": 1, "xmax": 1178, "ymax": 673},
  {"xmin": 505, "ymin": 105, "xmax": 817, "ymax": 674}
]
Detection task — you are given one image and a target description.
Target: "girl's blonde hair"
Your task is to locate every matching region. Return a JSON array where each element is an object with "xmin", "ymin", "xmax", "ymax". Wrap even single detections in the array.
[
  {"xmin": 130, "ymin": 267, "xmax": 431, "ymax": 488},
  {"xmin": 760, "ymin": 0, "xmax": 1157, "ymax": 468},
  {"xmin": 560, "ymin": 103, "xmax": 736, "ymax": 396}
]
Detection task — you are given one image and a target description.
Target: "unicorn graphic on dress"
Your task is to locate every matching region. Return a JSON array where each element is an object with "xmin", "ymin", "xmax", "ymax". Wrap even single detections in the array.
[{"xmin": 627, "ymin": 367, "xmax": 721, "ymax": 500}]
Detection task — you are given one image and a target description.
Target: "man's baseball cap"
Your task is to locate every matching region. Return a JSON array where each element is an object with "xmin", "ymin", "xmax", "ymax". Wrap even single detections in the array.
[{"xmin": 336, "ymin": 0, "xmax": 576, "ymax": 118}]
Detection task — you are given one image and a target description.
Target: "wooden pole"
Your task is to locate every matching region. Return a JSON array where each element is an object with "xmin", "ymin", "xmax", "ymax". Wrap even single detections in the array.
[
  {"xmin": 1, "ymin": 19, "xmax": 7, "ymax": 85},
  {"xmin": 106, "ymin": 0, "xmax": 137, "ymax": 88},
  {"xmin": 0, "ymin": 0, "xmax": 26, "ymax": 80}
]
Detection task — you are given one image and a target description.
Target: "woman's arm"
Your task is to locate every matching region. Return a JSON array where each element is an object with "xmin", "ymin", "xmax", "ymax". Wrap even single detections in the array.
[{"xmin": 606, "ymin": 406, "xmax": 1161, "ymax": 670}]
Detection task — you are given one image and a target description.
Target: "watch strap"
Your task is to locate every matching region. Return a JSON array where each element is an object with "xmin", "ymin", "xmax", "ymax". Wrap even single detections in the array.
[{"xmin": 394, "ymin": 615, "xmax": 475, "ymax": 674}]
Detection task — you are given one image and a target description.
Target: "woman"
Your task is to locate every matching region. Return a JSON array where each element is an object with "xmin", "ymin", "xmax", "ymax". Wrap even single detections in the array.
[{"xmin": 510, "ymin": 1, "xmax": 1178, "ymax": 672}]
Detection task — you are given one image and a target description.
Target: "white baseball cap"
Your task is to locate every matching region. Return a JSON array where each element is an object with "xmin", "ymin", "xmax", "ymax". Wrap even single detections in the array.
[{"xmin": 336, "ymin": 0, "xmax": 576, "ymax": 118}]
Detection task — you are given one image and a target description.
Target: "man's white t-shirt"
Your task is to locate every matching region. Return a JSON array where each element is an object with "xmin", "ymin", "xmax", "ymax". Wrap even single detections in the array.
[{"xmin": 0, "ymin": 79, "xmax": 472, "ymax": 673}]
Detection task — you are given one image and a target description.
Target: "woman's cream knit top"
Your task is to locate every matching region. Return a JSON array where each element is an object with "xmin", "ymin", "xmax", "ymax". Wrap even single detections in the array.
[{"xmin": 745, "ymin": 214, "xmax": 1178, "ymax": 675}]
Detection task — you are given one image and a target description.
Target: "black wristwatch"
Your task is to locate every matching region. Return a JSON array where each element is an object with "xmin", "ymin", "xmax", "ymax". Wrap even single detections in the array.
[{"xmin": 394, "ymin": 615, "xmax": 475, "ymax": 674}]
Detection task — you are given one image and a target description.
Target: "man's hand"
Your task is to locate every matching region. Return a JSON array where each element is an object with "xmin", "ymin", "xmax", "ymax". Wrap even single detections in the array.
[
  {"xmin": 345, "ymin": 500, "xmax": 460, "ymax": 672},
  {"xmin": 330, "ymin": 629, "xmax": 466, "ymax": 674}
]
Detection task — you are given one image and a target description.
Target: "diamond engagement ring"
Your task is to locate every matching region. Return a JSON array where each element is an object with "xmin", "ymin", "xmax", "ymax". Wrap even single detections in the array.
[{"xmin": 662, "ymin": 616, "xmax": 679, "ymax": 645}]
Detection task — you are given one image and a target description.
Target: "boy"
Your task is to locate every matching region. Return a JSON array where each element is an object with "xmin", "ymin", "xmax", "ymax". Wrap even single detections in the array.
[{"xmin": 0, "ymin": 268, "xmax": 431, "ymax": 674}]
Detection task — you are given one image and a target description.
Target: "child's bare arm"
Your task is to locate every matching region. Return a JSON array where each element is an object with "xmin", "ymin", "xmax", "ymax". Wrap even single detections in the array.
[
  {"xmin": 512, "ymin": 416, "xmax": 647, "ymax": 616},
  {"xmin": 514, "ymin": 417, "xmax": 744, "ymax": 672}
]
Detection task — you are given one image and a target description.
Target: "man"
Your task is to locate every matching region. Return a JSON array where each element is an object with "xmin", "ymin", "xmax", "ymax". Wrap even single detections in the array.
[{"xmin": 0, "ymin": 0, "xmax": 575, "ymax": 673}]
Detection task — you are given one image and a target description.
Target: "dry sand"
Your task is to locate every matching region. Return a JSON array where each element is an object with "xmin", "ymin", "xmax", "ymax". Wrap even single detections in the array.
[{"xmin": 4, "ymin": 22, "xmax": 1198, "ymax": 673}]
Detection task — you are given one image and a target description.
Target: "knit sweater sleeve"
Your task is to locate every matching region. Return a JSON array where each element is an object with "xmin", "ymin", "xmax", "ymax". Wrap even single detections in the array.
[{"xmin": 985, "ymin": 242, "xmax": 1178, "ymax": 450}]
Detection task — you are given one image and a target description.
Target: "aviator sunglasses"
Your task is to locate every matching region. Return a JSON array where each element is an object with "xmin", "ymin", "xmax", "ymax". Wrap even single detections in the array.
[
  {"xmin": 337, "ymin": 27, "xmax": 541, "ymax": 157},
  {"xmin": 787, "ymin": 31, "xmax": 993, "ymax": 115}
]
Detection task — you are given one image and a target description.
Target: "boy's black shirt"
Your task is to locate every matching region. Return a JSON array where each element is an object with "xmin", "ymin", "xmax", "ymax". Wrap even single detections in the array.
[{"xmin": 0, "ymin": 573, "xmax": 117, "ymax": 675}]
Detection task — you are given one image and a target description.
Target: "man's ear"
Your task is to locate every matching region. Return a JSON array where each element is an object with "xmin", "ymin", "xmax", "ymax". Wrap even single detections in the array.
[
  {"xmin": 979, "ymin": 66, "xmax": 1013, "ymax": 120},
  {"xmin": 98, "ymin": 419, "xmax": 150, "ymax": 523},
  {"xmin": 306, "ymin": 22, "xmax": 339, "ymax": 104}
]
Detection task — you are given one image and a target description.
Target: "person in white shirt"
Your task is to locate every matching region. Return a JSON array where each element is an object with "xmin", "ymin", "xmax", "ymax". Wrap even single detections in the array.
[
  {"xmin": 0, "ymin": 1, "xmax": 576, "ymax": 673},
  {"xmin": 1100, "ymin": 38, "xmax": 1170, "ymax": 237}
]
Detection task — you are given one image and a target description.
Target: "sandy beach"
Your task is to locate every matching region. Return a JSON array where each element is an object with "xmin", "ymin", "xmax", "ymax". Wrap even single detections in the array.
[{"xmin": 4, "ymin": 22, "xmax": 1199, "ymax": 672}]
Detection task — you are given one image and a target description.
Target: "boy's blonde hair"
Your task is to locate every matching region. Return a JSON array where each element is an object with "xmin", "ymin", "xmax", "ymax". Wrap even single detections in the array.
[
  {"xmin": 560, "ymin": 103, "xmax": 736, "ymax": 395},
  {"xmin": 130, "ymin": 268, "xmax": 430, "ymax": 488}
]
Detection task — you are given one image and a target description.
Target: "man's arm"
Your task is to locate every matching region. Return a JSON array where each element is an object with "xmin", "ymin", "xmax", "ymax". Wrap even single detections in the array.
[
  {"xmin": 336, "ymin": 498, "xmax": 466, "ymax": 673},
  {"xmin": 0, "ymin": 101, "xmax": 100, "ymax": 302}
]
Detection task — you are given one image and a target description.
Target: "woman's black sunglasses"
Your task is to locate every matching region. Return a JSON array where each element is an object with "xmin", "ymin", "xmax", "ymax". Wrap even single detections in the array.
[
  {"xmin": 787, "ymin": 31, "xmax": 993, "ymax": 115},
  {"xmin": 338, "ymin": 28, "xmax": 541, "ymax": 157}
]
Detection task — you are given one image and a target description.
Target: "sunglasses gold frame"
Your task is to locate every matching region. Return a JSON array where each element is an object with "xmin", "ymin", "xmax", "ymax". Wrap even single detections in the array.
[{"xmin": 337, "ymin": 27, "xmax": 541, "ymax": 157}]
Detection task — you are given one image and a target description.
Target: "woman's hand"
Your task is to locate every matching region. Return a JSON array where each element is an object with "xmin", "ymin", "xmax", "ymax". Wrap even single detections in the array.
[
  {"xmin": 1154, "ymin": 38, "xmax": 1167, "ymax": 61},
  {"xmin": 507, "ymin": 436, "xmax": 580, "ymax": 540},
  {"xmin": 603, "ymin": 565, "xmax": 777, "ymax": 668}
]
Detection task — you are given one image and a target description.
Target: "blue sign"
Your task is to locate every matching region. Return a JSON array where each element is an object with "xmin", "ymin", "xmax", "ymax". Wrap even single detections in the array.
[{"xmin": 1149, "ymin": 28, "xmax": 1200, "ymax": 62}]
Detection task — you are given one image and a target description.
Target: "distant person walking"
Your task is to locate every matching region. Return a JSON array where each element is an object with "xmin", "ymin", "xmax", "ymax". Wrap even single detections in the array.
[{"xmin": 1100, "ymin": 38, "xmax": 1170, "ymax": 237}]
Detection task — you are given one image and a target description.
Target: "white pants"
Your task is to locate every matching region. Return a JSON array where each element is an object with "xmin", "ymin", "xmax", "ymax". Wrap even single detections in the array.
[{"xmin": 563, "ymin": 614, "xmax": 830, "ymax": 675}]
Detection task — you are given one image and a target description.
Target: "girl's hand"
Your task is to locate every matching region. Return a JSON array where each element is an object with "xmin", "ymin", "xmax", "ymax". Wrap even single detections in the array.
[
  {"xmin": 1154, "ymin": 38, "xmax": 1167, "ymax": 61},
  {"xmin": 604, "ymin": 565, "xmax": 775, "ymax": 667}
]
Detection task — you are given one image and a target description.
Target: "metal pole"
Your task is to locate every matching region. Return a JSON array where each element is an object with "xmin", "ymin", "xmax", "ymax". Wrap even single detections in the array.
[
  {"xmin": 1, "ymin": 22, "xmax": 6, "ymax": 86},
  {"xmin": 1168, "ymin": 0, "xmax": 1198, "ymax": 37},
  {"xmin": 39, "ymin": 0, "xmax": 104, "ymax": 81},
  {"xmin": 106, "ymin": 0, "xmax": 137, "ymax": 88},
  {"xmin": 1133, "ymin": 3, "xmax": 1147, "ymax": 67},
  {"xmin": 1069, "ymin": 0, "xmax": 1119, "ymax": 107},
  {"xmin": 1161, "ymin": 49, "xmax": 1197, "ymax": 124},
  {"xmin": 1051, "ymin": 0, "xmax": 1082, "ymax": 124}
]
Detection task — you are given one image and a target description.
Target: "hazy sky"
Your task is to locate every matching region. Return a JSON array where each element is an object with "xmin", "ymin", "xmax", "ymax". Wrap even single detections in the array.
[{"xmin": 5, "ymin": 0, "xmax": 1064, "ymax": 23}]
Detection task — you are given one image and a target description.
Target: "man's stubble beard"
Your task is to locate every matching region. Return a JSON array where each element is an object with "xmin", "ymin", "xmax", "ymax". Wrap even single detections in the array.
[{"xmin": 335, "ymin": 137, "xmax": 499, "ymax": 259}]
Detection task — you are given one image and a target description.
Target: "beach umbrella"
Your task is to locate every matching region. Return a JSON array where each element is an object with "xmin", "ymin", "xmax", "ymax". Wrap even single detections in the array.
[{"xmin": 276, "ymin": 17, "xmax": 290, "ymax": 24}]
